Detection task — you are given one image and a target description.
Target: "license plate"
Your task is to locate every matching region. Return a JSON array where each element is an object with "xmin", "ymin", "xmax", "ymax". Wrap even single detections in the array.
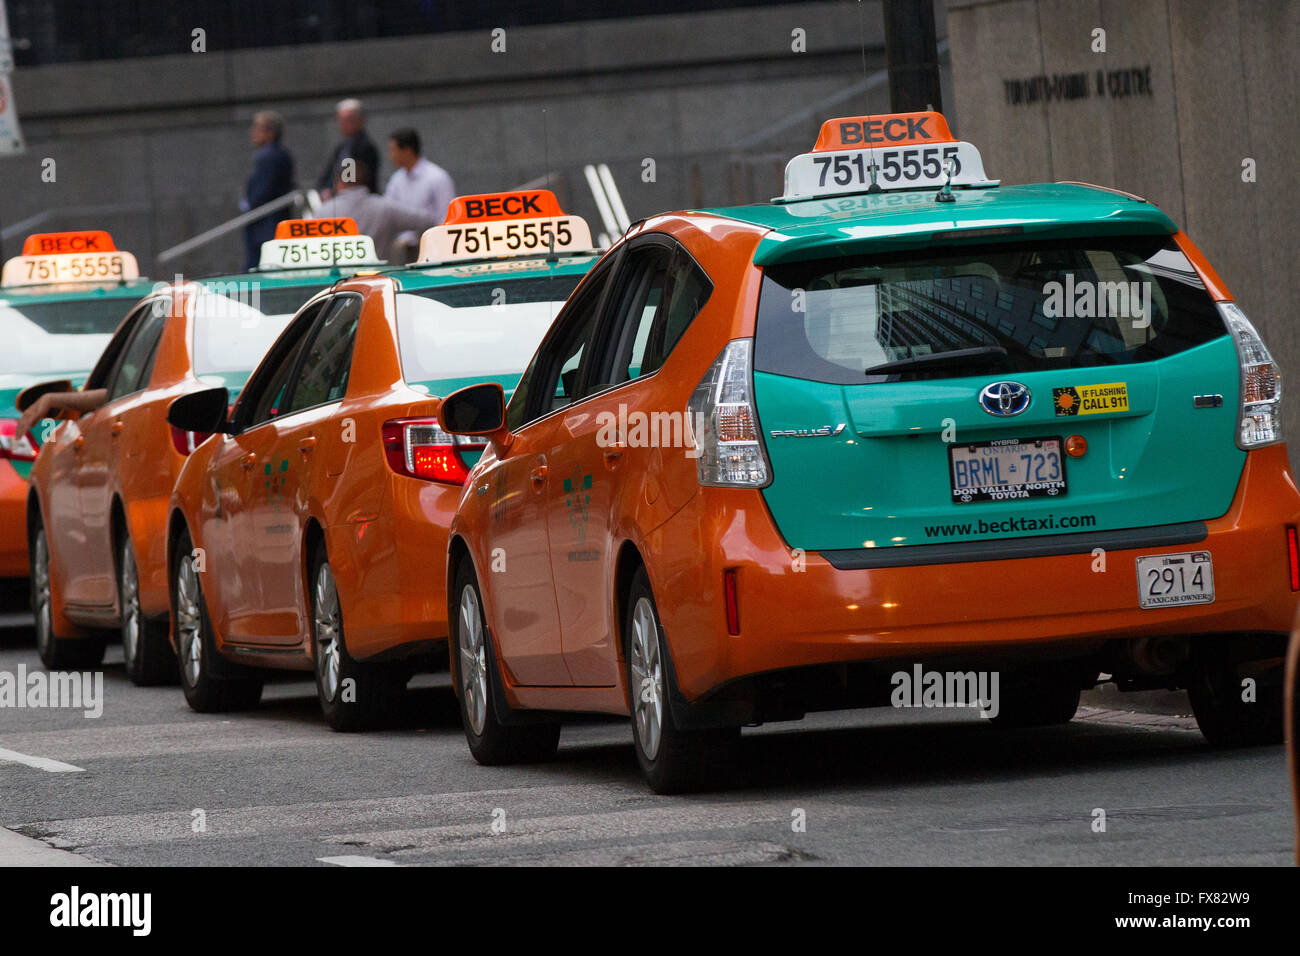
[
  {"xmin": 949, "ymin": 437, "xmax": 1066, "ymax": 504},
  {"xmin": 1135, "ymin": 551, "xmax": 1215, "ymax": 609}
]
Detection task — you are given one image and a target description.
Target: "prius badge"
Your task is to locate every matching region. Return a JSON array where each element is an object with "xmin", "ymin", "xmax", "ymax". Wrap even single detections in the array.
[
  {"xmin": 769, "ymin": 424, "xmax": 846, "ymax": 438},
  {"xmin": 979, "ymin": 381, "xmax": 1031, "ymax": 417}
]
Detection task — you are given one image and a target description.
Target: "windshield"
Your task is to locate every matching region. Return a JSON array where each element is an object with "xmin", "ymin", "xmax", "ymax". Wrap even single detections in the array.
[
  {"xmin": 395, "ymin": 274, "xmax": 583, "ymax": 389},
  {"xmin": 755, "ymin": 236, "xmax": 1226, "ymax": 384},
  {"xmin": 0, "ymin": 297, "xmax": 134, "ymax": 375},
  {"xmin": 191, "ymin": 285, "xmax": 319, "ymax": 377}
]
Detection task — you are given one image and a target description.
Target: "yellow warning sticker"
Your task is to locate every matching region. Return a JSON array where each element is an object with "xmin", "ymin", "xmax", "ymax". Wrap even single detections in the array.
[{"xmin": 1053, "ymin": 382, "xmax": 1129, "ymax": 416}]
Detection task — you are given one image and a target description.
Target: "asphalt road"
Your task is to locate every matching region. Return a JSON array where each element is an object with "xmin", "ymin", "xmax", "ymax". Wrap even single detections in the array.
[{"xmin": 0, "ymin": 620, "xmax": 1294, "ymax": 866}]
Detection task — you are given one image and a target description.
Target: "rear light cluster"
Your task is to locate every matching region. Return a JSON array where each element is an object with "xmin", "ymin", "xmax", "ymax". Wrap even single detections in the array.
[
  {"xmin": 1221, "ymin": 302, "xmax": 1282, "ymax": 448},
  {"xmin": 169, "ymin": 426, "xmax": 212, "ymax": 457},
  {"xmin": 0, "ymin": 418, "xmax": 39, "ymax": 462},
  {"xmin": 382, "ymin": 418, "xmax": 486, "ymax": 485},
  {"xmin": 686, "ymin": 338, "xmax": 771, "ymax": 487}
]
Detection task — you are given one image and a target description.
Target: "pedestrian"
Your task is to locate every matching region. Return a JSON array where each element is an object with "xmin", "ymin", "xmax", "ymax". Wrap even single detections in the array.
[
  {"xmin": 384, "ymin": 127, "xmax": 456, "ymax": 225},
  {"xmin": 317, "ymin": 98, "xmax": 380, "ymax": 197},
  {"xmin": 241, "ymin": 110, "xmax": 295, "ymax": 271},
  {"xmin": 313, "ymin": 161, "xmax": 438, "ymax": 261}
]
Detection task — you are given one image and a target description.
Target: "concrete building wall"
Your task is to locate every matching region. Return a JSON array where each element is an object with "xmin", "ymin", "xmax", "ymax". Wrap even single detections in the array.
[
  {"xmin": 946, "ymin": 0, "xmax": 1300, "ymax": 470},
  {"xmin": 0, "ymin": 2, "xmax": 951, "ymax": 278}
]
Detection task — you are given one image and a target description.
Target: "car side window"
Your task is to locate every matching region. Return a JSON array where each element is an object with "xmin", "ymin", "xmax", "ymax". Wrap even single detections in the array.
[
  {"xmin": 245, "ymin": 301, "xmax": 326, "ymax": 427},
  {"xmin": 601, "ymin": 245, "xmax": 673, "ymax": 387},
  {"xmin": 106, "ymin": 305, "xmax": 167, "ymax": 401},
  {"xmin": 646, "ymin": 249, "xmax": 713, "ymax": 372},
  {"xmin": 282, "ymin": 294, "xmax": 361, "ymax": 415},
  {"xmin": 84, "ymin": 303, "xmax": 148, "ymax": 391},
  {"xmin": 510, "ymin": 263, "xmax": 613, "ymax": 429}
]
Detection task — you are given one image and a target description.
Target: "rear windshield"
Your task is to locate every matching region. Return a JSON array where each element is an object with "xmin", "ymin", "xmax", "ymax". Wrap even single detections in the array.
[
  {"xmin": 191, "ymin": 285, "xmax": 317, "ymax": 377},
  {"xmin": 0, "ymin": 297, "xmax": 132, "ymax": 375},
  {"xmin": 755, "ymin": 236, "xmax": 1226, "ymax": 384},
  {"xmin": 395, "ymin": 274, "xmax": 583, "ymax": 388}
]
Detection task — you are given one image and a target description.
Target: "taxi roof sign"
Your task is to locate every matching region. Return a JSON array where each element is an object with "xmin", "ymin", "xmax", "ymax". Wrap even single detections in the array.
[
  {"xmin": 812, "ymin": 111, "xmax": 955, "ymax": 152},
  {"xmin": 21, "ymin": 230, "xmax": 118, "ymax": 256},
  {"xmin": 416, "ymin": 190, "xmax": 593, "ymax": 266},
  {"xmin": 3, "ymin": 230, "xmax": 140, "ymax": 288},
  {"xmin": 781, "ymin": 110, "xmax": 997, "ymax": 204},
  {"xmin": 444, "ymin": 189, "xmax": 564, "ymax": 225},
  {"xmin": 274, "ymin": 217, "xmax": 359, "ymax": 239}
]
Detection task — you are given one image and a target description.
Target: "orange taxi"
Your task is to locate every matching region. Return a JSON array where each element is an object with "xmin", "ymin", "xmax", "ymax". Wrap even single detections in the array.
[
  {"xmin": 25, "ymin": 222, "xmax": 355, "ymax": 679},
  {"xmin": 441, "ymin": 113, "xmax": 1300, "ymax": 791},
  {"xmin": 164, "ymin": 191, "xmax": 599, "ymax": 728}
]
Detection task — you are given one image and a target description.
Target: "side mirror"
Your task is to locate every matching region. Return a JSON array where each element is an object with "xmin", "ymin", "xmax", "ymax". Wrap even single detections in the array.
[
  {"xmin": 15, "ymin": 379, "xmax": 73, "ymax": 413},
  {"xmin": 168, "ymin": 387, "xmax": 234, "ymax": 435},
  {"xmin": 441, "ymin": 383, "xmax": 507, "ymax": 435}
]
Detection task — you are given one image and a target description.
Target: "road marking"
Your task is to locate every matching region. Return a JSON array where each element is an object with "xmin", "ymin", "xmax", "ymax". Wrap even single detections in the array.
[
  {"xmin": 0, "ymin": 746, "xmax": 84, "ymax": 772},
  {"xmin": 317, "ymin": 855, "xmax": 402, "ymax": 867}
]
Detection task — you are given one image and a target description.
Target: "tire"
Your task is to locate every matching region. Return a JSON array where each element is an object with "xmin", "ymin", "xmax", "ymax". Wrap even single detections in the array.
[
  {"xmin": 625, "ymin": 566, "xmax": 738, "ymax": 794},
  {"xmin": 988, "ymin": 679, "xmax": 1081, "ymax": 728},
  {"xmin": 1188, "ymin": 638, "xmax": 1284, "ymax": 747},
  {"xmin": 173, "ymin": 528, "xmax": 262, "ymax": 713},
  {"xmin": 119, "ymin": 533, "xmax": 177, "ymax": 686},
  {"xmin": 310, "ymin": 544, "xmax": 403, "ymax": 732},
  {"xmin": 31, "ymin": 519, "xmax": 105, "ymax": 670},
  {"xmin": 452, "ymin": 558, "xmax": 560, "ymax": 765}
]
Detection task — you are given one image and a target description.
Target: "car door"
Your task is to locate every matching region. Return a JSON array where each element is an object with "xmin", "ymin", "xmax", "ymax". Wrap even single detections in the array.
[
  {"xmin": 47, "ymin": 303, "xmax": 148, "ymax": 609},
  {"xmin": 545, "ymin": 239, "xmax": 675, "ymax": 686},
  {"xmin": 72, "ymin": 301, "xmax": 167, "ymax": 610},
  {"xmin": 206, "ymin": 299, "xmax": 325, "ymax": 642},
  {"xmin": 246, "ymin": 293, "xmax": 362, "ymax": 645},
  {"xmin": 484, "ymin": 262, "xmax": 614, "ymax": 686}
]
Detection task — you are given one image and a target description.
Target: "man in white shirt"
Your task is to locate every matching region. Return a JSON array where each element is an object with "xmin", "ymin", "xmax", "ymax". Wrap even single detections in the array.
[
  {"xmin": 384, "ymin": 128, "xmax": 456, "ymax": 226},
  {"xmin": 313, "ymin": 160, "xmax": 438, "ymax": 262}
]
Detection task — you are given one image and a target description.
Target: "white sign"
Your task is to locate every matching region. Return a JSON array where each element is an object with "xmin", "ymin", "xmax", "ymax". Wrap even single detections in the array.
[
  {"xmin": 258, "ymin": 235, "xmax": 380, "ymax": 271},
  {"xmin": 782, "ymin": 141, "xmax": 995, "ymax": 202},
  {"xmin": 1, "ymin": 250, "xmax": 139, "ymax": 287},
  {"xmin": 418, "ymin": 215, "xmax": 593, "ymax": 264}
]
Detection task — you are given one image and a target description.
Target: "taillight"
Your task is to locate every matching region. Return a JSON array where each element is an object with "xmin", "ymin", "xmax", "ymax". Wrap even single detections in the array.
[
  {"xmin": 723, "ymin": 568, "xmax": 740, "ymax": 635},
  {"xmin": 0, "ymin": 419, "xmax": 39, "ymax": 462},
  {"xmin": 1287, "ymin": 527, "xmax": 1299, "ymax": 592},
  {"xmin": 1221, "ymin": 302, "xmax": 1283, "ymax": 448},
  {"xmin": 382, "ymin": 418, "xmax": 485, "ymax": 485},
  {"xmin": 686, "ymin": 338, "xmax": 771, "ymax": 487},
  {"xmin": 169, "ymin": 425, "xmax": 211, "ymax": 456}
]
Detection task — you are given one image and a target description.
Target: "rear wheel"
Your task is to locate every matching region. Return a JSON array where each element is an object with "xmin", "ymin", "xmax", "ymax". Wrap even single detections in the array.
[
  {"xmin": 626, "ymin": 567, "xmax": 738, "ymax": 794},
  {"xmin": 119, "ymin": 534, "xmax": 176, "ymax": 686},
  {"xmin": 311, "ymin": 547, "xmax": 402, "ymax": 731},
  {"xmin": 453, "ymin": 559, "xmax": 559, "ymax": 764},
  {"xmin": 173, "ymin": 529, "xmax": 262, "ymax": 712},
  {"xmin": 31, "ymin": 521, "xmax": 105, "ymax": 670},
  {"xmin": 1188, "ymin": 639, "xmax": 1284, "ymax": 747}
]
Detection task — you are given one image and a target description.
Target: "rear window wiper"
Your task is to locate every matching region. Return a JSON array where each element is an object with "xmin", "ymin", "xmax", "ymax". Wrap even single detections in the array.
[{"xmin": 865, "ymin": 345, "xmax": 1008, "ymax": 375}]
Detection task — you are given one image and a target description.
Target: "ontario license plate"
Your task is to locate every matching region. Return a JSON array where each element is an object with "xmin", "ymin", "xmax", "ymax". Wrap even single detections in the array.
[
  {"xmin": 949, "ymin": 437, "xmax": 1066, "ymax": 503},
  {"xmin": 1135, "ymin": 551, "xmax": 1215, "ymax": 609}
]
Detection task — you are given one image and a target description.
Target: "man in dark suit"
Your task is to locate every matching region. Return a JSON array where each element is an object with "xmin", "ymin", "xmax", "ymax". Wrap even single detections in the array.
[
  {"xmin": 317, "ymin": 98, "xmax": 380, "ymax": 196},
  {"xmin": 242, "ymin": 111, "xmax": 295, "ymax": 270}
]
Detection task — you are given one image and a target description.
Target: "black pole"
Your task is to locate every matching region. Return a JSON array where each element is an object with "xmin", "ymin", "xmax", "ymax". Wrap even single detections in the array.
[{"xmin": 882, "ymin": 0, "xmax": 943, "ymax": 113}]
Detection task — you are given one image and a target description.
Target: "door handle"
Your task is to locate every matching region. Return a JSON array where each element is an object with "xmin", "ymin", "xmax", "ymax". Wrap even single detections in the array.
[
  {"xmin": 603, "ymin": 438, "xmax": 626, "ymax": 465},
  {"xmin": 298, "ymin": 435, "xmax": 317, "ymax": 454},
  {"xmin": 73, "ymin": 435, "xmax": 85, "ymax": 451},
  {"xmin": 110, "ymin": 420, "xmax": 124, "ymax": 437},
  {"xmin": 240, "ymin": 452, "xmax": 257, "ymax": 470},
  {"xmin": 528, "ymin": 460, "xmax": 548, "ymax": 487}
]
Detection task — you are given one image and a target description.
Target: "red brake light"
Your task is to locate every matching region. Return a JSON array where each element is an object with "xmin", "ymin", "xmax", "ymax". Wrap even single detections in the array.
[
  {"xmin": 1287, "ymin": 527, "xmax": 1299, "ymax": 592},
  {"xmin": 382, "ymin": 418, "xmax": 485, "ymax": 485},
  {"xmin": 169, "ymin": 425, "xmax": 211, "ymax": 457},
  {"xmin": 723, "ymin": 567, "xmax": 740, "ymax": 635},
  {"xmin": 0, "ymin": 418, "xmax": 39, "ymax": 462}
]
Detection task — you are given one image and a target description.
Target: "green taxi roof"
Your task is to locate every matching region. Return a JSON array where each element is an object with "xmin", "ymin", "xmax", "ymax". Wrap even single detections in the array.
[
  {"xmin": 386, "ymin": 252, "xmax": 600, "ymax": 291},
  {"xmin": 0, "ymin": 276, "xmax": 155, "ymax": 305},
  {"xmin": 698, "ymin": 182, "xmax": 1178, "ymax": 266}
]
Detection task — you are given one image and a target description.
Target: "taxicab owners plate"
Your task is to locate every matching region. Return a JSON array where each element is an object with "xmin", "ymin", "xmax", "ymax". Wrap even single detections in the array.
[
  {"xmin": 783, "ymin": 141, "xmax": 993, "ymax": 200},
  {"xmin": 949, "ymin": 436, "xmax": 1065, "ymax": 504},
  {"xmin": 418, "ymin": 215, "xmax": 591, "ymax": 263},
  {"xmin": 259, "ymin": 236, "xmax": 378, "ymax": 270},
  {"xmin": 1135, "ymin": 551, "xmax": 1214, "ymax": 609}
]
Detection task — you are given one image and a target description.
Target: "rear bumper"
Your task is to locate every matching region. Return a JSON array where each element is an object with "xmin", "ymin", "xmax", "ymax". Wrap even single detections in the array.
[
  {"xmin": 0, "ymin": 460, "xmax": 29, "ymax": 579},
  {"xmin": 652, "ymin": 444, "xmax": 1300, "ymax": 703}
]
